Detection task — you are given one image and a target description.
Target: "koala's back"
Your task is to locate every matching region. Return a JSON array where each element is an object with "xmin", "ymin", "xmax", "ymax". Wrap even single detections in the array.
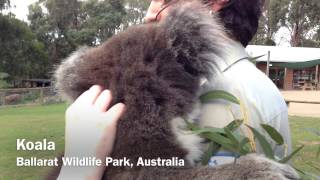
[{"xmin": 53, "ymin": 1, "xmax": 229, "ymax": 179}]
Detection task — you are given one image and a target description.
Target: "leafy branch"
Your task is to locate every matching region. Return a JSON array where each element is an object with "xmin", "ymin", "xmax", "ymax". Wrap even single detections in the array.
[{"xmin": 186, "ymin": 90, "xmax": 304, "ymax": 165}]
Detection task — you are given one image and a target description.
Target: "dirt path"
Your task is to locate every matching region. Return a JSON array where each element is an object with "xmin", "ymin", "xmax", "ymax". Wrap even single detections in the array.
[{"xmin": 281, "ymin": 91, "xmax": 320, "ymax": 117}]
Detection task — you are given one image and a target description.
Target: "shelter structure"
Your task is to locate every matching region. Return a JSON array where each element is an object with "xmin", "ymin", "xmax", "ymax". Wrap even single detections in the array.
[
  {"xmin": 21, "ymin": 79, "xmax": 52, "ymax": 88},
  {"xmin": 246, "ymin": 45, "xmax": 320, "ymax": 90}
]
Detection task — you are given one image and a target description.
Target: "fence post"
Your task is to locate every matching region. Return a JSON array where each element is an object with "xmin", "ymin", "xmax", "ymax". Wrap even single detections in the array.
[
  {"xmin": 0, "ymin": 92, "xmax": 5, "ymax": 106},
  {"xmin": 40, "ymin": 88, "xmax": 44, "ymax": 105}
]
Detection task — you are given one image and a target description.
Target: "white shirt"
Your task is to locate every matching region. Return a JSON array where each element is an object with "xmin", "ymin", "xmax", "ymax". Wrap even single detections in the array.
[{"xmin": 198, "ymin": 42, "xmax": 292, "ymax": 158}]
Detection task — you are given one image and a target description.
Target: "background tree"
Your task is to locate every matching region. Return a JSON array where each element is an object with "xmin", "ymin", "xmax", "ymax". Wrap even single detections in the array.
[
  {"xmin": 284, "ymin": 0, "xmax": 320, "ymax": 47},
  {"xmin": 81, "ymin": 0, "xmax": 126, "ymax": 44},
  {"xmin": 0, "ymin": 0, "xmax": 10, "ymax": 12},
  {"xmin": 0, "ymin": 15, "xmax": 48, "ymax": 86},
  {"xmin": 252, "ymin": 0, "xmax": 320, "ymax": 47},
  {"xmin": 121, "ymin": 0, "xmax": 149, "ymax": 30},
  {"xmin": 28, "ymin": 0, "xmax": 126, "ymax": 68},
  {"xmin": 251, "ymin": 0, "xmax": 289, "ymax": 45},
  {"xmin": 3, "ymin": 0, "xmax": 319, "ymax": 87}
]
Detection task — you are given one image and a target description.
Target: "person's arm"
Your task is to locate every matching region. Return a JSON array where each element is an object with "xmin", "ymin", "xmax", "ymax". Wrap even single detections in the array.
[{"xmin": 58, "ymin": 85, "xmax": 125, "ymax": 180}]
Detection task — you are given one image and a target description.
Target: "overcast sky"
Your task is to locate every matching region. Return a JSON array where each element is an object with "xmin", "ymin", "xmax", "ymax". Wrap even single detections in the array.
[{"xmin": 9, "ymin": 0, "xmax": 38, "ymax": 22}]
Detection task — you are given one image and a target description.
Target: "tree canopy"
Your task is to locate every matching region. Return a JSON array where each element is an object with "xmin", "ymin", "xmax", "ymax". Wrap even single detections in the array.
[
  {"xmin": 0, "ymin": 0, "xmax": 319, "ymax": 87},
  {"xmin": 0, "ymin": 0, "xmax": 10, "ymax": 12},
  {"xmin": 0, "ymin": 15, "xmax": 48, "ymax": 83},
  {"xmin": 252, "ymin": 0, "xmax": 320, "ymax": 47}
]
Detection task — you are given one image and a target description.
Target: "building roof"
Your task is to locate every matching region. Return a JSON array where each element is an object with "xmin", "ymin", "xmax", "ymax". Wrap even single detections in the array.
[{"xmin": 246, "ymin": 45, "xmax": 320, "ymax": 63}]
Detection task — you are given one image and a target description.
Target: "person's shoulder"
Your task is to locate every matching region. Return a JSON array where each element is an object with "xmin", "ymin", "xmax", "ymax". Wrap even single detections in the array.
[
  {"xmin": 223, "ymin": 59, "xmax": 287, "ymax": 112},
  {"xmin": 226, "ymin": 60, "xmax": 279, "ymax": 91}
]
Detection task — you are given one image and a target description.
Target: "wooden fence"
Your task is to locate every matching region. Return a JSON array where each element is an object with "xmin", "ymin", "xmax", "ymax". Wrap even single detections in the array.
[
  {"xmin": 0, "ymin": 87, "xmax": 63, "ymax": 107},
  {"xmin": 285, "ymin": 99, "xmax": 320, "ymax": 106}
]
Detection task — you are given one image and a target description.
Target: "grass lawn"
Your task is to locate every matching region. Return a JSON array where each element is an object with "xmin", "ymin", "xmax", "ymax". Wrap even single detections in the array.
[
  {"xmin": 0, "ymin": 104, "xmax": 67, "ymax": 180},
  {"xmin": 0, "ymin": 103, "xmax": 319, "ymax": 179},
  {"xmin": 290, "ymin": 116, "xmax": 320, "ymax": 178}
]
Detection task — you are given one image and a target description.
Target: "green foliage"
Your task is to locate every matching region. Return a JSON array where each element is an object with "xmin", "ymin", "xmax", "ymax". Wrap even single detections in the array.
[
  {"xmin": 247, "ymin": 125, "xmax": 275, "ymax": 159},
  {"xmin": 199, "ymin": 90, "xmax": 240, "ymax": 105},
  {"xmin": 27, "ymin": 0, "xmax": 127, "ymax": 70},
  {"xmin": 279, "ymin": 145, "xmax": 304, "ymax": 164},
  {"xmin": 121, "ymin": 0, "xmax": 150, "ymax": 29},
  {"xmin": 1, "ymin": 0, "xmax": 151, "ymax": 80},
  {"xmin": 187, "ymin": 117, "xmax": 307, "ymax": 166},
  {"xmin": 251, "ymin": 0, "xmax": 320, "ymax": 47},
  {"xmin": 0, "ymin": 15, "xmax": 49, "ymax": 82},
  {"xmin": 81, "ymin": 0, "xmax": 126, "ymax": 43},
  {"xmin": 285, "ymin": 0, "xmax": 320, "ymax": 47},
  {"xmin": 0, "ymin": 72, "xmax": 9, "ymax": 88},
  {"xmin": 186, "ymin": 120, "xmax": 251, "ymax": 164},
  {"xmin": 187, "ymin": 90, "xmax": 307, "ymax": 167},
  {"xmin": 251, "ymin": 0, "xmax": 289, "ymax": 45},
  {"xmin": 261, "ymin": 123, "xmax": 284, "ymax": 145}
]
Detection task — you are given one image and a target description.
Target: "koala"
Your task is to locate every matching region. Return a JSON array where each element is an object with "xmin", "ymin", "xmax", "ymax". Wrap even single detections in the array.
[{"xmin": 50, "ymin": 0, "xmax": 299, "ymax": 179}]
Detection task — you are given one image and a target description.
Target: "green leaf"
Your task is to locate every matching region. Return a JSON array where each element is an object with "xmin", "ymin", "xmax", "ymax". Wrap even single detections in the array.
[
  {"xmin": 317, "ymin": 145, "xmax": 320, "ymax": 158},
  {"xmin": 246, "ymin": 125, "xmax": 275, "ymax": 159},
  {"xmin": 226, "ymin": 120, "xmax": 244, "ymax": 132},
  {"xmin": 211, "ymin": 143, "xmax": 222, "ymax": 157},
  {"xmin": 279, "ymin": 145, "xmax": 304, "ymax": 164},
  {"xmin": 261, "ymin": 124, "xmax": 284, "ymax": 145},
  {"xmin": 306, "ymin": 162, "xmax": 320, "ymax": 171},
  {"xmin": 201, "ymin": 132, "xmax": 232, "ymax": 145},
  {"xmin": 239, "ymin": 137, "xmax": 252, "ymax": 155},
  {"xmin": 202, "ymin": 142, "xmax": 214, "ymax": 165},
  {"xmin": 191, "ymin": 127, "xmax": 225, "ymax": 135},
  {"xmin": 200, "ymin": 90, "xmax": 240, "ymax": 105},
  {"xmin": 224, "ymin": 127, "xmax": 240, "ymax": 145},
  {"xmin": 202, "ymin": 132, "xmax": 239, "ymax": 153},
  {"xmin": 292, "ymin": 165, "xmax": 306, "ymax": 175}
]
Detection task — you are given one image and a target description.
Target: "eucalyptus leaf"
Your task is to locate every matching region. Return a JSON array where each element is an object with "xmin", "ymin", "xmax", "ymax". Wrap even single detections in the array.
[
  {"xmin": 202, "ymin": 142, "xmax": 214, "ymax": 165},
  {"xmin": 211, "ymin": 143, "xmax": 222, "ymax": 157},
  {"xmin": 246, "ymin": 125, "xmax": 275, "ymax": 159},
  {"xmin": 226, "ymin": 120, "xmax": 244, "ymax": 132},
  {"xmin": 239, "ymin": 137, "xmax": 252, "ymax": 155},
  {"xmin": 200, "ymin": 90, "xmax": 240, "ymax": 104},
  {"xmin": 224, "ymin": 128, "xmax": 240, "ymax": 145},
  {"xmin": 202, "ymin": 132, "xmax": 239, "ymax": 153},
  {"xmin": 317, "ymin": 145, "xmax": 320, "ymax": 158},
  {"xmin": 306, "ymin": 162, "xmax": 320, "ymax": 171},
  {"xmin": 191, "ymin": 127, "xmax": 225, "ymax": 135},
  {"xmin": 292, "ymin": 165, "xmax": 306, "ymax": 175},
  {"xmin": 279, "ymin": 145, "xmax": 304, "ymax": 164},
  {"xmin": 261, "ymin": 124, "xmax": 284, "ymax": 145}
]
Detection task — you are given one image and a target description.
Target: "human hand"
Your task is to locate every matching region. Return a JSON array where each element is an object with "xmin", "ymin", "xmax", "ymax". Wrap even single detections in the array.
[{"xmin": 58, "ymin": 85, "xmax": 125, "ymax": 180}]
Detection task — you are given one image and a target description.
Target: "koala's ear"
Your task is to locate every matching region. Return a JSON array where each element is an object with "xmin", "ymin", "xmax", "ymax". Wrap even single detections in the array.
[
  {"xmin": 163, "ymin": 0, "xmax": 232, "ymax": 77},
  {"xmin": 54, "ymin": 47, "xmax": 93, "ymax": 102}
]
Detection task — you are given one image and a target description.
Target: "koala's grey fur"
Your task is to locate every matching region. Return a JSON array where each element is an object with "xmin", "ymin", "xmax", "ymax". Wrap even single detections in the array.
[{"xmin": 50, "ymin": 0, "xmax": 299, "ymax": 179}]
